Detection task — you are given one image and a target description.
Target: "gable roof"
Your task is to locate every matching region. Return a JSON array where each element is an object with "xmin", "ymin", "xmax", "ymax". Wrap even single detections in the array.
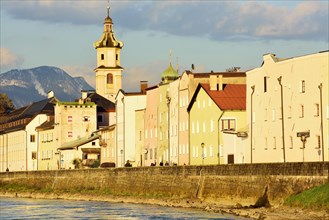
[{"xmin": 187, "ymin": 83, "xmax": 246, "ymax": 112}]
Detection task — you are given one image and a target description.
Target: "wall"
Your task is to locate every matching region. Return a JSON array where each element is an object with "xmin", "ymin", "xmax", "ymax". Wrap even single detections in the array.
[{"xmin": 1, "ymin": 162, "xmax": 328, "ymax": 205}]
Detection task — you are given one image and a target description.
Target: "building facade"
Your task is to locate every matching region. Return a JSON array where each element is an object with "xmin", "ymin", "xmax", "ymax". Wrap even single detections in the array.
[{"xmin": 246, "ymin": 51, "xmax": 329, "ymax": 163}]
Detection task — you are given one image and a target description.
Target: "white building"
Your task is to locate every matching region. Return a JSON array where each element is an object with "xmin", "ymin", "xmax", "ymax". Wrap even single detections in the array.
[{"xmin": 246, "ymin": 51, "xmax": 329, "ymax": 163}]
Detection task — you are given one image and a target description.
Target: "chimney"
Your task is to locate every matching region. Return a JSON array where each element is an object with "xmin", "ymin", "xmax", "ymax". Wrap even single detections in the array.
[
  {"xmin": 209, "ymin": 74, "xmax": 223, "ymax": 91},
  {"xmin": 81, "ymin": 90, "xmax": 88, "ymax": 100},
  {"xmin": 47, "ymin": 90, "xmax": 54, "ymax": 98},
  {"xmin": 140, "ymin": 81, "xmax": 148, "ymax": 94}
]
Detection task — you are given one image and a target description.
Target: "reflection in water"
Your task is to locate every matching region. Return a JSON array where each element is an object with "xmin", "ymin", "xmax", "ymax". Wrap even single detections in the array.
[{"xmin": 0, "ymin": 197, "xmax": 247, "ymax": 219}]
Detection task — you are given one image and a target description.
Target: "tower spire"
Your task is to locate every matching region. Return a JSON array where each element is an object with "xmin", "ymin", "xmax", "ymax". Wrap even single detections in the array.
[
  {"xmin": 170, "ymin": 49, "xmax": 172, "ymax": 65},
  {"xmin": 107, "ymin": 0, "xmax": 110, "ymax": 18}
]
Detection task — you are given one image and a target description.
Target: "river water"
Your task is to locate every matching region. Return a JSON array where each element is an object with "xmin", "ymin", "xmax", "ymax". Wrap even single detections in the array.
[{"xmin": 0, "ymin": 197, "xmax": 248, "ymax": 219}]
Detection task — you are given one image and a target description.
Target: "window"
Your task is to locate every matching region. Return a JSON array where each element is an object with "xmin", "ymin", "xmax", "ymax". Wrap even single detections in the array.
[
  {"xmin": 101, "ymin": 54, "xmax": 104, "ymax": 60},
  {"xmin": 68, "ymin": 131, "xmax": 73, "ymax": 137},
  {"xmin": 150, "ymin": 149, "xmax": 153, "ymax": 159},
  {"xmin": 316, "ymin": 135, "xmax": 321, "ymax": 149},
  {"xmin": 116, "ymin": 54, "xmax": 118, "ymax": 61},
  {"xmin": 107, "ymin": 73, "xmax": 113, "ymax": 84},
  {"xmin": 264, "ymin": 76, "xmax": 267, "ymax": 92},
  {"xmin": 264, "ymin": 108, "xmax": 268, "ymax": 121},
  {"xmin": 290, "ymin": 136, "xmax": 293, "ymax": 149},
  {"xmin": 264, "ymin": 137, "xmax": 268, "ymax": 150},
  {"xmin": 300, "ymin": 105, "xmax": 304, "ymax": 118},
  {"xmin": 315, "ymin": 104, "xmax": 320, "ymax": 117},
  {"xmin": 300, "ymin": 80, "xmax": 305, "ymax": 93},
  {"xmin": 97, "ymin": 115, "xmax": 103, "ymax": 122},
  {"xmin": 83, "ymin": 116, "xmax": 90, "ymax": 122},
  {"xmin": 196, "ymin": 121, "xmax": 199, "ymax": 133},
  {"xmin": 273, "ymin": 137, "xmax": 276, "ymax": 149},
  {"xmin": 272, "ymin": 109, "xmax": 276, "ymax": 121},
  {"xmin": 32, "ymin": 151, "xmax": 37, "ymax": 160},
  {"xmin": 222, "ymin": 119, "xmax": 236, "ymax": 131},
  {"xmin": 209, "ymin": 145, "xmax": 213, "ymax": 157},
  {"xmin": 68, "ymin": 116, "xmax": 73, "ymax": 122},
  {"xmin": 288, "ymin": 106, "xmax": 292, "ymax": 119},
  {"xmin": 30, "ymin": 134, "xmax": 36, "ymax": 143},
  {"xmin": 139, "ymin": 131, "xmax": 142, "ymax": 141},
  {"xmin": 203, "ymin": 121, "xmax": 206, "ymax": 133},
  {"xmin": 210, "ymin": 120, "xmax": 214, "ymax": 132},
  {"xmin": 92, "ymin": 142, "xmax": 96, "ymax": 146}
]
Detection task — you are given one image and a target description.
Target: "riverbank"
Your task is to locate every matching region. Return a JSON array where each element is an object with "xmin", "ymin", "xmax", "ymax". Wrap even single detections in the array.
[{"xmin": 1, "ymin": 191, "xmax": 328, "ymax": 220}]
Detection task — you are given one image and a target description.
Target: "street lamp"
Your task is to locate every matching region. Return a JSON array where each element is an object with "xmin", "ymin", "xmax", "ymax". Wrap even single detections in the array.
[{"xmin": 201, "ymin": 142, "xmax": 205, "ymax": 165}]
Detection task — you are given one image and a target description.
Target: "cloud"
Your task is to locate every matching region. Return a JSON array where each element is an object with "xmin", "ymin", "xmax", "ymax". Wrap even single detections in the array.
[
  {"xmin": 0, "ymin": 48, "xmax": 24, "ymax": 72},
  {"xmin": 2, "ymin": 1, "xmax": 328, "ymax": 42},
  {"xmin": 123, "ymin": 61, "xmax": 168, "ymax": 92},
  {"xmin": 61, "ymin": 65, "xmax": 95, "ymax": 88}
]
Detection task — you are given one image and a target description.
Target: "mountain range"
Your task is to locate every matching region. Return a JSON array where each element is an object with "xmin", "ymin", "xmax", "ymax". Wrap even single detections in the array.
[{"xmin": 0, "ymin": 66, "xmax": 94, "ymax": 108}]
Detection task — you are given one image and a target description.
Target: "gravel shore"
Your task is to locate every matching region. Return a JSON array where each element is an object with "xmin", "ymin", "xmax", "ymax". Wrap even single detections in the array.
[{"xmin": 1, "ymin": 191, "xmax": 328, "ymax": 220}]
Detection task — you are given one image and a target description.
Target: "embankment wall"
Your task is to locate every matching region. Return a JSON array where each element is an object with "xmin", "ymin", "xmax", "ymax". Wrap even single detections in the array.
[{"xmin": 1, "ymin": 162, "xmax": 328, "ymax": 205}]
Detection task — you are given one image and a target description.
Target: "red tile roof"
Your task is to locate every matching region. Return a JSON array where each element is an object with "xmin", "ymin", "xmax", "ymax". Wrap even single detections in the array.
[{"xmin": 201, "ymin": 84, "xmax": 246, "ymax": 110}]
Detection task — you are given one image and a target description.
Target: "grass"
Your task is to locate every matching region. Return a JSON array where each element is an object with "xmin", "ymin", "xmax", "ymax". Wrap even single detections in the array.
[{"xmin": 284, "ymin": 183, "xmax": 329, "ymax": 210}]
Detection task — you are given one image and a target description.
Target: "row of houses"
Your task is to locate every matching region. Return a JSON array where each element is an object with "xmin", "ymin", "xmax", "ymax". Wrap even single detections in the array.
[{"xmin": 0, "ymin": 50, "xmax": 328, "ymax": 172}]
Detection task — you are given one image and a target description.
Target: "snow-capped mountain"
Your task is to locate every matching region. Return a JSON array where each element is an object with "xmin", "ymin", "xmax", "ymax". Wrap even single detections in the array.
[{"xmin": 0, "ymin": 66, "xmax": 94, "ymax": 108}]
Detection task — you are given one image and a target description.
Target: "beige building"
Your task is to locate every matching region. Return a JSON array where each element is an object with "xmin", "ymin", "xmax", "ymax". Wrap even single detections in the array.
[
  {"xmin": 99, "ymin": 124, "xmax": 116, "ymax": 166},
  {"xmin": 36, "ymin": 116, "xmax": 58, "ymax": 170},
  {"xmin": 55, "ymin": 99, "xmax": 99, "ymax": 169},
  {"xmin": 135, "ymin": 109, "xmax": 145, "ymax": 166},
  {"xmin": 144, "ymin": 85, "xmax": 159, "ymax": 166},
  {"xmin": 246, "ymin": 51, "xmax": 329, "ymax": 163},
  {"xmin": 94, "ymin": 6, "xmax": 124, "ymax": 102}
]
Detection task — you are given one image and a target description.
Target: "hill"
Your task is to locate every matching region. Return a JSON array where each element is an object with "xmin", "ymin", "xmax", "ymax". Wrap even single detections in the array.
[{"xmin": 0, "ymin": 66, "xmax": 94, "ymax": 108}]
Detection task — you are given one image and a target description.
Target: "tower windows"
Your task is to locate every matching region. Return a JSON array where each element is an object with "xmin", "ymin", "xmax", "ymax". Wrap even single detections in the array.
[
  {"xmin": 116, "ymin": 54, "xmax": 118, "ymax": 61},
  {"xmin": 107, "ymin": 73, "xmax": 113, "ymax": 84},
  {"xmin": 101, "ymin": 54, "xmax": 104, "ymax": 60}
]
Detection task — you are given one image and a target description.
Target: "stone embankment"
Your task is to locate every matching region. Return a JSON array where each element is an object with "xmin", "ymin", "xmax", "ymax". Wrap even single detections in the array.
[{"xmin": 1, "ymin": 162, "xmax": 328, "ymax": 207}]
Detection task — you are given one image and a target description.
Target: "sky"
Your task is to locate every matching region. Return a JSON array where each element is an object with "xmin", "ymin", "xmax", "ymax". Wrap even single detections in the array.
[{"xmin": 1, "ymin": 0, "xmax": 328, "ymax": 92}]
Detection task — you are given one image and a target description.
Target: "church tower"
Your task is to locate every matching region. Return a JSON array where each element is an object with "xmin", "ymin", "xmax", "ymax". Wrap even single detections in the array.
[{"xmin": 94, "ymin": 1, "xmax": 124, "ymax": 102}]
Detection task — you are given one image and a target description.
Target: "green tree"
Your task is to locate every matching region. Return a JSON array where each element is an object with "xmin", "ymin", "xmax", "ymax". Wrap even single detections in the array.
[
  {"xmin": 0, "ymin": 93, "xmax": 15, "ymax": 114},
  {"xmin": 72, "ymin": 158, "xmax": 83, "ymax": 169}
]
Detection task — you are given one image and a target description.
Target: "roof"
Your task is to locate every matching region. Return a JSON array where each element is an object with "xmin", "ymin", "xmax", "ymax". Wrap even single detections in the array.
[
  {"xmin": 0, "ymin": 97, "xmax": 57, "ymax": 134},
  {"xmin": 87, "ymin": 92, "xmax": 115, "ymax": 112},
  {"xmin": 187, "ymin": 83, "xmax": 246, "ymax": 112},
  {"xmin": 161, "ymin": 63, "xmax": 179, "ymax": 82},
  {"xmin": 36, "ymin": 117, "xmax": 55, "ymax": 131},
  {"xmin": 183, "ymin": 70, "xmax": 246, "ymax": 78},
  {"xmin": 58, "ymin": 133, "xmax": 101, "ymax": 151}
]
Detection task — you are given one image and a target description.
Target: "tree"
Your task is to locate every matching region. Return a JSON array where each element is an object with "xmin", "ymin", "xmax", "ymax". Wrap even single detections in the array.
[{"xmin": 0, "ymin": 93, "xmax": 15, "ymax": 114}]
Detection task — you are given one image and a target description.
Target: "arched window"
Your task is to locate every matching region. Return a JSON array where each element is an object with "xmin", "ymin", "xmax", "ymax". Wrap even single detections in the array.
[{"xmin": 107, "ymin": 73, "xmax": 113, "ymax": 84}]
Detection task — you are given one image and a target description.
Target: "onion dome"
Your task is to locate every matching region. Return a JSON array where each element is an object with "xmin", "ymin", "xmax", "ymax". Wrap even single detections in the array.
[{"xmin": 161, "ymin": 63, "xmax": 179, "ymax": 83}]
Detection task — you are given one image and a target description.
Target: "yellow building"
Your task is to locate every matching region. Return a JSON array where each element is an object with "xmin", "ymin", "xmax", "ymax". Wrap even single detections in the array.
[
  {"xmin": 94, "ymin": 5, "xmax": 124, "ymax": 102},
  {"xmin": 188, "ymin": 83, "xmax": 247, "ymax": 165},
  {"xmin": 179, "ymin": 70, "xmax": 246, "ymax": 165},
  {"xmin": 247, "ymin": 51, "xmax": 329, "ymax": 163}
]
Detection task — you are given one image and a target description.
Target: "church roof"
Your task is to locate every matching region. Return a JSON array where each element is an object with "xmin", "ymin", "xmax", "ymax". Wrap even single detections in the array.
[
  {"xmin": 93, "ymin": 11, "xmax": 123, "ymax": 49},
  {"xmin": 161, "ymin": 63, "xmax": 179, "ymax": 82}
]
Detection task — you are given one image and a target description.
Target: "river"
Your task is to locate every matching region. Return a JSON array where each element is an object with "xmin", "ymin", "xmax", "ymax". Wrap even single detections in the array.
[{"xmin": 0, "ymin": 197, "xmax": 248, "ymax": 219}]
